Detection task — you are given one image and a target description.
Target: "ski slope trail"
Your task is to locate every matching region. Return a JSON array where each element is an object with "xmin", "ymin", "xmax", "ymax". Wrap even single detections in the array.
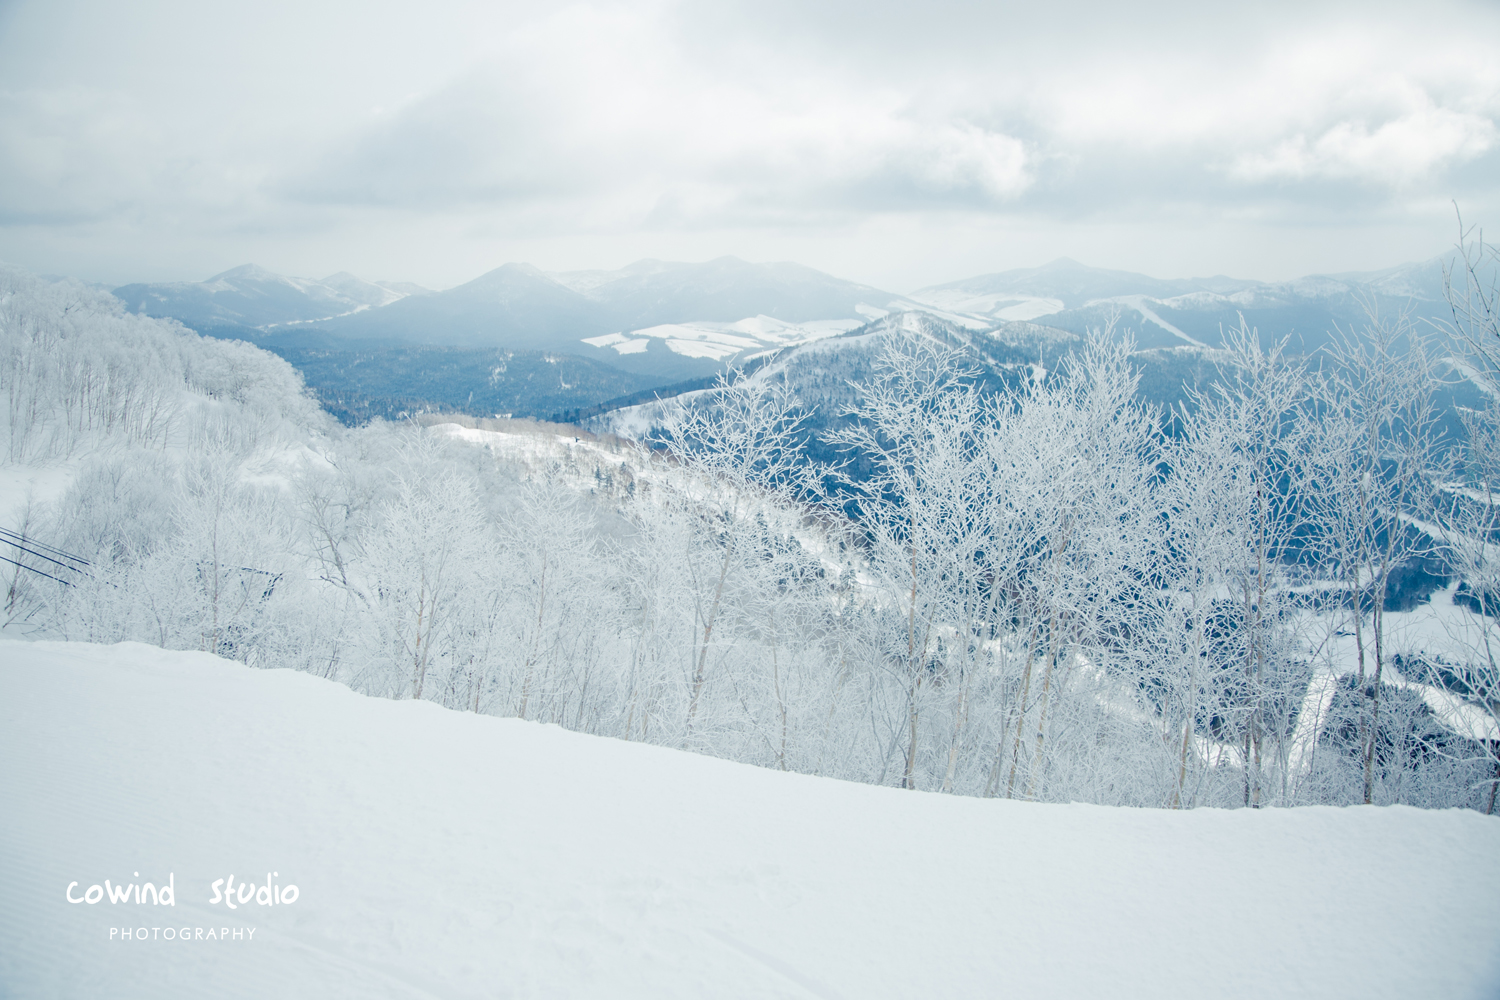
[{"xmin": 2, "ymin": 639, "xmax": 1498, "ymax": 999}]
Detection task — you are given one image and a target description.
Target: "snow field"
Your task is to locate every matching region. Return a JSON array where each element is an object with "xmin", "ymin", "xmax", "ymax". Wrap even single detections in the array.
[{"xmin": 2, "ymin": 638, "xmax": 1498, "ymax": 999}]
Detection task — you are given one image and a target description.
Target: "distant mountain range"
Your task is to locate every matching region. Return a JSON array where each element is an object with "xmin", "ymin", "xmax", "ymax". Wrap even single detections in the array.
[
  {"xmin": 113, "ymin": 264, "xmax": 429, "ymax": 330},
  {"xmin": 117, "ymin": 257, "xmax": 915, "ymax": 380},
  {"xmin": 908, "ymin": 256, "xmax": 1465, "ymax": 352},
  {"xmin": 110, "ymin": 252, "xmax": 1481, "ymax": 423}
]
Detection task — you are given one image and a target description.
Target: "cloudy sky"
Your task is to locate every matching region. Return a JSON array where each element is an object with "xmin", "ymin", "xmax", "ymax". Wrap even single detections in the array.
[{"xmin": 0, "ymin": 0, "xmax": 1497, "ymax": 291}]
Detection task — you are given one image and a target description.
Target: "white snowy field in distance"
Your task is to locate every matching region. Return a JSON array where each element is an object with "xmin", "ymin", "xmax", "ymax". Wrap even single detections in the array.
[
  {"xmin": 905, "ymin": 286, "xmax": 1218, "ymax": 347},
  {"xmin": 580, "ymin": 315, "xmax": 867, "ymax": 361},
  {"xmin": 577, "ymin": 301, "xmax": 997, "ymax": 363},
  {"xmin": 3, "ymin": 643, "xmax": 1499, "ymax": 999},
  {"xmin": 906, "ymin": 286, "xmax": 1069, "ymax": 323}
]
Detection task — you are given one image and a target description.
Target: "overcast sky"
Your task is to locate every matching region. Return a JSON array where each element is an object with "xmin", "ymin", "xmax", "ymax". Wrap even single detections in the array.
[{"xmin": 0, "ymin": 0, "xmax": 1497, "ymax": 291}]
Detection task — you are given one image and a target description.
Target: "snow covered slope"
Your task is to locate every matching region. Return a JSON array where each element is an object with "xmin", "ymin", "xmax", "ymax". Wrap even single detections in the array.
[
  {"xmin": 112, "ymin": 264, "xmax": 422, "ymax": 330},
  {"xmin": 548, "ymin": 256, "xmax": 904, "ymax": 329},
  {"xmin": 3, "ymin": 639, "xmax": 1498, "ymax": 999},
  {"xmin": 909, "ymin": 255, "xmax": 1475, "ymax": 352}
]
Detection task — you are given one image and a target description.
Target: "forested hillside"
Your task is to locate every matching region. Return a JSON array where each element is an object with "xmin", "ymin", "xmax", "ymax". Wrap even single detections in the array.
[
  {"xmin": 271, "ymin": 345, "xmax": 662, "ymax": 425},
  {"xmin": 3, "ymin": 260, "xmax": 1499, "ymax": 810}
]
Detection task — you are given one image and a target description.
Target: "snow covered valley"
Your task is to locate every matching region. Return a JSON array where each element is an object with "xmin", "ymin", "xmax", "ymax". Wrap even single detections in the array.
[{"xmin": 3, "ymin": 638, "xmax": 1498, "ymax": 1000}]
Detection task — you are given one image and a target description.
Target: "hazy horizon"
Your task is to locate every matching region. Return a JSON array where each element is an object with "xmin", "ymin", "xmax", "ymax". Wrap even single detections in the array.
[{"xmin": 58, "ymin": 247, "xmax": 1459, "ymax": 299}]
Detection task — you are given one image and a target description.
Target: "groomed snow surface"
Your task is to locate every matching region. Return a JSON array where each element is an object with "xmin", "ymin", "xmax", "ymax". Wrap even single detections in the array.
[{"xmin": 2, "ymin": 640, "xmax": 1498, "ymax": 999}]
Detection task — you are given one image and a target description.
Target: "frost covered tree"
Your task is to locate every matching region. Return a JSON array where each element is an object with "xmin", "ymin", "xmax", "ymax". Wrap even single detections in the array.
[
  {"xmin": 826, "ymin": 334, "xmax": 1169, "ymax": 799},
  {"xmin": 1434, "ymin": 217, "xmax": 1500, "ymax": 811},
  {"xmin": 828, "ymin": 342, "xmax": 992, "ymax": 790},
  {"xmin": 983, "ymin": 334, "xmax": 1164, "ymax": 803},
  {"xmin": 655, "ymin": 371, "xmax": 819, "ymax": 743},
  {"xmin": 1307, "ymin": 319, "xmax": 1450, "ymax": 803},
  {"xmin": 1162, "ymin": 326, "xmax": 1315, "ymax": 807},
  {"xmin": 375, "ymin": 475, "xmax": 486, "ymax": 700},
  {"xmin": 496, "ymin": 477, "xmax": 605, "ymax": 725}
]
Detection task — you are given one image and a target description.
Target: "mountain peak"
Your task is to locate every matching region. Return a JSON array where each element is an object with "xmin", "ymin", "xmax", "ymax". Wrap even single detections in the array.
[
  {"xmin": 320, "ymin": 271, "xmax": 409, "ymax": 308},
  {"xmin": 466, "ymin": 262, "xmax": 558, "ymax": 285},
  {"xmin": 208, "ymin": 263, "xmax": 283, "ymax": 283}
]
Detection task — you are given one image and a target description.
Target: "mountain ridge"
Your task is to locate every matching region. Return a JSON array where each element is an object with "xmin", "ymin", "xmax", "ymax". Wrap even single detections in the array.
[{"xmin": 110, "ymin": 252, "xmax": 1490, "ymax": 414}]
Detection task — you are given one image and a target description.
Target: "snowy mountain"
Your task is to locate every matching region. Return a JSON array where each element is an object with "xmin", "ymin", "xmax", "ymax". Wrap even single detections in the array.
[
  {"xmin": 309, "ymin": 262, "xmax": 614, "ymax": 350},
  {"xmin": 304, "ymin": 256, "xmax": 908, "ymax": 374},
  {"xmin": 112, "ymin": 264, "xmax": 427, "ymax": 330},
  {"xmin": 911, "ymin": 255, "xmax": 1471, "ymax": 352},
  {"xmin": 209, "ymin": 258, "xmax": 913, "ymax": 410},
  {"xmin": 586, "ymin": 309, "xmax": 1203, "ymax": 442},
  {"xmin": 316, "ymin": 271, "xmax": 417, "ymax": 309},
  {"xmin": 550, "ymin": 255, "xmax": 905, "ymax": 327},
  {"xmin": 1330, "ymin": 256, "xmax": 1458, "ymax": 302},
  {"xmin": 106, "ymin": 252, "xmax": 1490, "ymax": 425},
  {"xmin": 116, "ymin": 253, "xmax": 1478, "ymax": 363},
  {"xmin": 914, "ymin": 257, "xmax": 1214, "ymax": 315}
]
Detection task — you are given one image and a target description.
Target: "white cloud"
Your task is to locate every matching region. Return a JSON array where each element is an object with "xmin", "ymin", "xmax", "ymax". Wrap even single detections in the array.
[
  {"xmin": 0, "ymin": 0, "xmax": 1498, "ymax": 284},
  {"xmin": 0, "ymin": 88, "xmax": 163, "ymax": 223},
  {"xmin": 1230, "ymin": 107, "xmax": 1497, "ymax": 185},
  {"xmin": 851, "ymin": 121, "xmax": 1031, "ymax": 204},
  {"xmin": 274, "ymin": 19, "xmax": 1036, "ymax": 225}
]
